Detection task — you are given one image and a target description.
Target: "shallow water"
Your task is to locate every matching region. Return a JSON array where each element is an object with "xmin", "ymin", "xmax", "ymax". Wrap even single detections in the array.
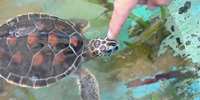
[{"xmin": 0, "ymin": 0, "xmax": 200, "ymax": 100}]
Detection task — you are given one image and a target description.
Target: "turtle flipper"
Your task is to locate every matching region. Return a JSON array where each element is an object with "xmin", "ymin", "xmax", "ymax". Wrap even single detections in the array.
[
  {"xmin": 74, "ymin": 66, "xmax": 99, "ymax": 100},
  {"xmin": 68, "ymin": 19, "xmax": 90, "ymax": 34}
]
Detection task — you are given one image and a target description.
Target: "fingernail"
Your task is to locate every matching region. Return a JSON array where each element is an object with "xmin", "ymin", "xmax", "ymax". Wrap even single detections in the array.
[
  {"xmin": 107, "ymin": 30, "xmax": 114, "ymax": 40},
  {"xmin": 149, "ymin": 5, "xmax": 160, "ymax": 11}
]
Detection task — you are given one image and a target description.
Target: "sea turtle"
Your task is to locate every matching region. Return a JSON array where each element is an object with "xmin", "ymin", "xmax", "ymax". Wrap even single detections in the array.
[{"xmin": 0, "ymin": 13, "xmax": 120, "ymax": 100}]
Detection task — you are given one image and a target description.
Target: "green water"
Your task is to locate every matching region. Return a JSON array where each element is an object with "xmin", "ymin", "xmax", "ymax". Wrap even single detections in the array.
[{"xmin": 0, "ymin": 0, "xmax": 200, "ymax": 100}]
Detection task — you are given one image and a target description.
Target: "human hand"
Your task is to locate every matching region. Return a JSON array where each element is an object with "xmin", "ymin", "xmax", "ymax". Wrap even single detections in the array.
[{"xmin": 107, "ymin": 0, "xmax": 173, "ymax": 40}]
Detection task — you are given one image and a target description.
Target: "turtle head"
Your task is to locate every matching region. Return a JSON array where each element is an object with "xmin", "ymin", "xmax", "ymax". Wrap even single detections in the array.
[{"xmin": 89, "ymin": 36, "xmax": 120, "ymax": 57}]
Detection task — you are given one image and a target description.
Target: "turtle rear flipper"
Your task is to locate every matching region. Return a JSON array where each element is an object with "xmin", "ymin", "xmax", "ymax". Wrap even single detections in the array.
[
  {"xmin": 73, "ymin": 66, "xmax": 99, "ymax": 100},
  {"xmin": 68, "ymin": 19, "xmax": 90, "ymax": 34}
]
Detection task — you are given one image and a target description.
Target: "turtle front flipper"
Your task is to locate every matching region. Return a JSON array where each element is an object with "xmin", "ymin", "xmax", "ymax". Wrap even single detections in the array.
[
  {"xmin": 73, "ymin": 66, "xmax": 99, "ymax": 100},
  {"xmin": 68, "ymin": 19, "xmax": 90, "ymax": 34}
]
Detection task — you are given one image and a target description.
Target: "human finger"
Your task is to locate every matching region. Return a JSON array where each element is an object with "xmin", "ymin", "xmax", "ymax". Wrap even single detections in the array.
[{"xmin": 108, "ymin": 0, "xmax": 138, "ymax": 40}]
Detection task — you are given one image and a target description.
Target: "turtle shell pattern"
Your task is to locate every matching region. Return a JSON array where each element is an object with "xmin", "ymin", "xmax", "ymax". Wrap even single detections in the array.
[{"xmin": 0, "ymin": 13, "xmax": 86, "ymax": 88}]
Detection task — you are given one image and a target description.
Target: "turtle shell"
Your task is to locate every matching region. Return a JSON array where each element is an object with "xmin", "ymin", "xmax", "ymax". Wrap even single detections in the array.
[{"xmin": 0, "ymin": 13, "xmax": 85, "ymax": 88}]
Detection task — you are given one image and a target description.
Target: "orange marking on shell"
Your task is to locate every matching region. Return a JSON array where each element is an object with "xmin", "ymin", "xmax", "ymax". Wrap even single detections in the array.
[
  {"xmin": 1, "ymin": 30, "xmax": 8, "ymax": 34},
  {"xmin": 56, "ymin": 24, "xmax": 66, "ymax": 30},
  {"xmin": 49, "ymin": 33, "xmax": 58, "ymax": 46},
  {"xmin": 33, "ymin": 52, "xmax": 43, "ymax": 66},
  {"xmin": 21, "ymin": 83, "xmax": 28, "ymax": 86},
  {"xmin": 35, "ymin": 85, "xmax": 41, "ymax": 88},
  {"xmin": 40, "ymin": 13, "xmax": 46, "ymax": 15},
  {"xmin": 70, "ymin": 36, "xmax": 79, "ymax": 47},
  {"xmin": 48, "ymin": 83, "xmax": 52, "ymax": 86},
  {"xmin": 37, "ymin": 24, "xmax": 45, "ymax": 29},
  {"xmin": 54, "ymin": 54, "xmax": 66, "ymax": 65},
  {"xmin": 7, "ymin": 35, "xmax": 17, "ymax": 46},
  {"xmin": 18, "ymin": 26, "xmax": 26, "ymax": 30},
  {"xmin": 28, "ymin": 33, "xmax": 37, "ymax": 47},
  {"xmin": 17, "ymin": 14, "xmax": 23, "ymax": 17},
  {"xmin": 13, "ymin": 53, "xmax": 22, "ymax": 63},
  {"xmin": 8, "ymin": 80, "xmax": 14, "ymax": 83},
  {"xmin": 29, "ymin": 13, "xmax": 35, "ymax": 15},
  {"xmin": 45, "ymin": 52, "xmax": 53, "ymax": 56},
  {"xmin": 0, "ymin": 50, "xmax": 4, "ymax": 58},
  {"xmin": 7, "ymin": 18, "xmax": 13, "ymax": 23},
  {"xmin": 50, "ymin": 15, "xmax": 56, "ymax": 17}
]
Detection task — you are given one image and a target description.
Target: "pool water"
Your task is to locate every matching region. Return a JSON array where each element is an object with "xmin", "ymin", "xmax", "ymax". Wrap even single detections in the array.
[{"xmin": 0, "ymin": 0, "xmax": 200, "ymax": 100}]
